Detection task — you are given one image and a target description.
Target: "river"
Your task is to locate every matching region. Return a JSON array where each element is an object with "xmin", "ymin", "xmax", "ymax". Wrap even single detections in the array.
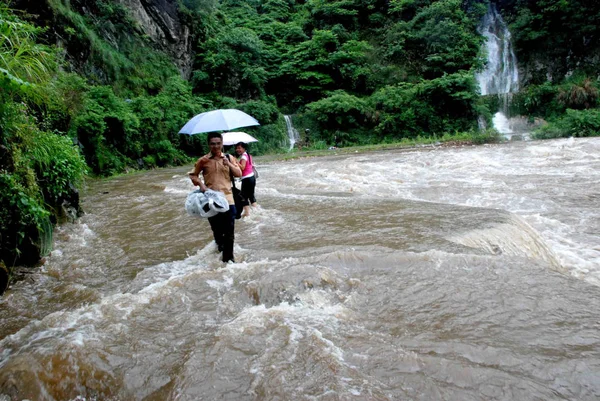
[{"xmin": 1, "ymin": 137, "xmax": 600, "ymax": 400}]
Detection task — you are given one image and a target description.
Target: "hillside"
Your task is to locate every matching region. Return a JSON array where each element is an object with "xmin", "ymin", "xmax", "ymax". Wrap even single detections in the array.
[{"xmin": 1, "ymin": 0, "xmax": 599, "ymax": 274}]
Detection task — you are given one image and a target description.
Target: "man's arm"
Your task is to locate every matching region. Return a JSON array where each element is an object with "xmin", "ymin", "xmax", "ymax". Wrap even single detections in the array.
[{"xmin": 189, "ymin": 158, "xmax": 208, "ymax": 192}]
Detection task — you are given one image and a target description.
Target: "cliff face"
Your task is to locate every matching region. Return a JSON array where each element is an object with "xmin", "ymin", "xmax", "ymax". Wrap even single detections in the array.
[
  {"xmin": 12, "ymin": 0, "xmax": 194, "ymax": 79},
  {"xmin": 114, "ymin": 0, "xmax": 193, "ymax": 77},
  {"xmin": 495, "ymin": 0, "xmax": 600, "ymax": 85}
]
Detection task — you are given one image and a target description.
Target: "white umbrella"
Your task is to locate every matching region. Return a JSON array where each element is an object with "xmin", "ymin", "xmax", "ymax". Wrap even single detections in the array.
[
  {"xmin": 179, "ymin": 109, "xmax": 260, "ymax": 135},
  {"xmin": 222, "ymin": 132, "xmax": 259, "ymax": 146}
]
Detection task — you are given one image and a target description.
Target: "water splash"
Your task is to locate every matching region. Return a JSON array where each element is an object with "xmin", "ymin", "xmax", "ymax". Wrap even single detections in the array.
[{"xmin": 492, "ymin": 111, "xmax": 513, "ymax": 135}]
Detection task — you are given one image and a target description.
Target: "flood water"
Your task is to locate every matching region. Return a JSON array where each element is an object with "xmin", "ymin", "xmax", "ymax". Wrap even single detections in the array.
[{"xmin": 1, "ymin": 137, "xmax": 600, "ymax": 400}]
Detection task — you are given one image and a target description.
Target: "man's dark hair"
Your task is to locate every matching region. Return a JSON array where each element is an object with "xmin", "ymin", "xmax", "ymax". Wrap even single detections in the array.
[{"xmin": 207, "ymin": 132, "xmax": 223, "ymax": 143}]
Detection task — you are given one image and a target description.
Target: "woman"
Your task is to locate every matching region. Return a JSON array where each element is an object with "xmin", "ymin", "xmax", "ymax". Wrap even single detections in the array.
[{"xmin": 235, "ymin": 142, "xmax": 257, "ymax": 217}]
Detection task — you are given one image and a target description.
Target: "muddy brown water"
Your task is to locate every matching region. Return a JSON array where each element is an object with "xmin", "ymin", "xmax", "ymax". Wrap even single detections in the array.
[{"xmin": 1, "ymin": 138, "xmax": 600, "ymax": 400}]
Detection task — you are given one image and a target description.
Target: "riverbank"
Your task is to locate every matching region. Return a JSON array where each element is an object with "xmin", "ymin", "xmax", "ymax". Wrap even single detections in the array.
[{"xmin": 255, "ymin": 132, "xmax": 501, "ymax": 163}]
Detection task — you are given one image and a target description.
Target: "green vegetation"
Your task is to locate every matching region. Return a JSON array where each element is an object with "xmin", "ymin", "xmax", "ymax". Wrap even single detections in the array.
[
  {"xmin": 0, "ymin": 3, "xmax": 82, "ymax": 266},
  {"xmin": 1, "ymin": 0, "xmax": 599, "ymax": 271},
  {"xmin": 256, "ymin": 128, "xmax": 503, "ymax": 163},
  {"xmin": 498, "ymin": 0, "xmax": 600, "ymax": 139}
]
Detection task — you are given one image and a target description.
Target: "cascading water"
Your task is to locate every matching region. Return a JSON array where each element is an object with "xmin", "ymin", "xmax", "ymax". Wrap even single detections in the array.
[
  {"xmin": 2, "ymin": 137, "xmax": 600, "ymax": 400},
  {"xmin": 476, "ymin": 4, "xmax": 519, "ymax": 137},
  {"xmin": 284, "ymin": 115, "xmax": 300, "ymax": 150}
]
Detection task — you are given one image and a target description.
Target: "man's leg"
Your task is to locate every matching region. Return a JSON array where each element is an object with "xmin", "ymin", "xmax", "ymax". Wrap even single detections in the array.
[
  {"xmin": 208, "ymin": 214, "xmax": 225, "ymax": 251},
  {"xmin": 221, "ymin": 205, "xmax": 236, "ymax": 262}
]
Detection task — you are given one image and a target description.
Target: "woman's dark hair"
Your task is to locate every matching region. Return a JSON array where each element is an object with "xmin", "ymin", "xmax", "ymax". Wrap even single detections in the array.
[{"xmin": 235, "ymin": 142, "xmax": 248, "ymax": 150}]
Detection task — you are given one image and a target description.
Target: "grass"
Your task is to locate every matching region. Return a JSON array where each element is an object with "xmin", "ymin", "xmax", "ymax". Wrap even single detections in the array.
[{"xmin": 254, "ymin": 129, "xmax": 504, "ymax": 163}]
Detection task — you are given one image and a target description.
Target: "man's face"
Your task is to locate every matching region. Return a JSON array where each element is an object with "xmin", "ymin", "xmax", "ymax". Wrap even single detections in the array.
[{"xmin": 208, "ymin": 138, "xmax": 223, "ymax": 155}]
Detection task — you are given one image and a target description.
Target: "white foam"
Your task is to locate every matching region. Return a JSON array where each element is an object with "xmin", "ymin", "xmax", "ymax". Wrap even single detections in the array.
[{"xmin": 262, "ymin": 137, "xmax": 600, "ymax": 285}]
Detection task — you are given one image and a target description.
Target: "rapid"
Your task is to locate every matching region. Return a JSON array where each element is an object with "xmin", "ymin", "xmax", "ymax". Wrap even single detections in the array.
[{"xmin": 1, "ymin": 137, "xmax": 600, "ymax": 400}]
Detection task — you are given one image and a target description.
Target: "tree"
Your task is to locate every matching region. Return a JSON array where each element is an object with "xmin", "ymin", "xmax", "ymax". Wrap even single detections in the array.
[
  {"xmin": 382, "ymin": 0, "xmax": 483, "ymax": 79},
  {"xmin": 195, "ymin": 27, "xmax": 267, "ymax": 99}
]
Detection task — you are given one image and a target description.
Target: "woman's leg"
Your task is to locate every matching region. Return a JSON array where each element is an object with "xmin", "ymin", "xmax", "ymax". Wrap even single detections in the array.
[
  {"xmin": 243, "ymin": 176, "xmax": 257, "ymax": 206},
  {"xmin": 241, "ymin": 177, "xmax": 255, "ymax": 216}
]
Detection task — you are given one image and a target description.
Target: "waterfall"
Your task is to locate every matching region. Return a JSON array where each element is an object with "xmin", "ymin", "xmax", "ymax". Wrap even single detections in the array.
[
  {"xmin": 476, "ymin": 4, "xmax": 519, "ymax": 136},
  {"xmin": 284, "ymin": 115, "xmax": 300, "ymax": 150}
]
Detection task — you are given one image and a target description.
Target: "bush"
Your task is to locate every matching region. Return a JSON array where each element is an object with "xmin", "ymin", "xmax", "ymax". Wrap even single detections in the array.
[
  {"xmin": 72, "ymin": 86, "xmax": 139, "ymax": 174},
  {"xmin": 29, "ymin": 131, "xmax": 88, "ymax": 203},
  {"xmin": 142, "ymin": 155, "xmax": 157, "ymax": 168},
  {"xmin": 237, "ymin": 98, "xmax": 280, "ymax": 125},
  {"xmin": 370, "ymin": 83, "xmax": 430, "ymax": 138},
  {"xmin": 532, "ymin": 108, "xmax": 600, "ymax": 139},
  {"xmin": 305, "ymin": 90, "xmax": 372, "ymax": 133},
  {"xmin": 532, "ymin": 123, "xmax": 567, "ymax": 140},
  {"xmin": 149, "ymin": 140, "xmax": 187, "ymax": 167},
  {"xmin": 562, "ymin": 108, "xmax": 600, "ymax": 137},
  {"xmin": 557, "ymin": 78, "xmax": 599, "ymax": 110},
  {"xmin": 470, "ymin": 129, "xmax": 503, "ymax": 144},
  {"xmin": 241, "ymin": 115, "xmax": 288, "ymax": 155},
  {"xmin": 0, "ymin": 172, "xmax": 49, "ymax": 264},
  {"xmin": 511, "ymin": 82, "xmax": 560, "ymax": 118}
]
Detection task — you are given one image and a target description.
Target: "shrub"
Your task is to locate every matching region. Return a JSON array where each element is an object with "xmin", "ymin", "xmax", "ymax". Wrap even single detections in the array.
[
  {"xmin": 511, "ymin": 82, "xmax": 560, "ymax": 118},
  {"xmin": 562, "ymin": 108, "xmax": 600, "ymax": 137},
  {"xmin": 532, "ymin": 108, "xmax": 600, "ymax": 139},
  {"xmin": 557, "ymin": 78, "xmax": 599, "ymax": 110},
  {"xmin": 149, "ymin": 140, "xmax": 187, "ymax": 167},
  {"xmin": 237, "ymin": 98, "xmax": 280, "ymax": 125},
  {"xmin": 29, "ymin": 131, "xmax": 88, "ymax": 203},
  {"xmin": 72, "ymin": 86, "xmax": 139, "ymax": 174},
  {"xmin": 142, "ymin": 155, "xmax": 157, "ymax": 168},
  {"xmin": 370, "ymin": 83, "xmax": 430, "ymax": 138},
  {"xmin": 306, "ymin": 90, "xmax": 372, "ymax": 132},
  {"xmin": 242, "ymin": 116, "xmax": 288, "ymax": 155},
  {"xmin": 0, "ymin": 172, "xmax": 49, "ymax": 264},
  {"xmin": 532, "ymin": 123, "xmax": 567, "ymax": 140}
]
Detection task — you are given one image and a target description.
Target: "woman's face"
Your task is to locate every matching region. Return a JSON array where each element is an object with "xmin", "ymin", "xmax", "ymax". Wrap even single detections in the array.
[{"xmin": 235, "ymin": 145, "xmax": 244, "ymax": 155}]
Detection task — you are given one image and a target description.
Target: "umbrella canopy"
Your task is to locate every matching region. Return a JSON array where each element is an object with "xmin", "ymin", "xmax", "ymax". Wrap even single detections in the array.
[
  {"xmin": 222, "ymin": 132, "xmax": 259, "ymax": 146},
  {"xmin": 179, "ymin": 109, "xmax": 260, "ymax": 135}
]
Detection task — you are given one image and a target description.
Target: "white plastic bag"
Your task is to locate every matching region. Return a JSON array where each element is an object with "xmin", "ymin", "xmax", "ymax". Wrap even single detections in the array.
[{"xmin": 185, "ymin": 189, "xmax": 229, "ymax": 218}]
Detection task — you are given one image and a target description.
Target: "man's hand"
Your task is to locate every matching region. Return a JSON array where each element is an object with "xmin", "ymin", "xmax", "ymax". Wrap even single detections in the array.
[{"xmin": 190, "ymin": 175, "xmax": 207, "ymax": 192}]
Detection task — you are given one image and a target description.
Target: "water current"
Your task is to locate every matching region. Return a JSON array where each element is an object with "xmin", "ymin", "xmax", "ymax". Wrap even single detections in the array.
[{"xmin": 1, "ymin": 138, "xmax": 600, "ymax": 400}]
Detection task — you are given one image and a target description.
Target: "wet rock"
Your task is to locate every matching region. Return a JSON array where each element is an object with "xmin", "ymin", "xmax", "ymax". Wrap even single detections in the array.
[
  {"xmin": 0, "ymin": 261, "xmax": 8, "ymax": 295},
  {"xmin": 114, "ymin": 0, "xmax": 193, "ymax": 77}
]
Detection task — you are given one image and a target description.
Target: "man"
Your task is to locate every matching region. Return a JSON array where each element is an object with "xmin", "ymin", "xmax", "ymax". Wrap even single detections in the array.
[{"xmin": 189, "ymin": 133, "xmax": 242, "ymax": 262}]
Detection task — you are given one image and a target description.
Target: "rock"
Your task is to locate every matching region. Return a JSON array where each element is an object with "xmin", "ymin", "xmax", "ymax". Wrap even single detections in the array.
[
  {"xmin": 114, "ymin": 0, "xmax": 193, "ymax": 77},
  {"xmin": 0, "ymin": 261, "xmax": 8, "ymax": 296}
]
